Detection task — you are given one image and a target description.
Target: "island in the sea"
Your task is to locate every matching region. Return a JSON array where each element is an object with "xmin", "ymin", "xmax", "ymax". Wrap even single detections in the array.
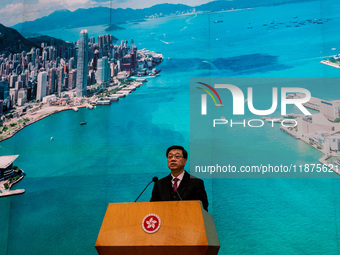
[{"xmin": 105, "ymin": 24, "xmax": 126, "ymax": 32}]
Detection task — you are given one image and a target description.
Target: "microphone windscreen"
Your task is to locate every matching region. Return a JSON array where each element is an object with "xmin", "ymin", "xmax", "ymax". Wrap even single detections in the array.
[{"xmin": 152, "ymin": 176, "xmax": 158, "ymax": 182}]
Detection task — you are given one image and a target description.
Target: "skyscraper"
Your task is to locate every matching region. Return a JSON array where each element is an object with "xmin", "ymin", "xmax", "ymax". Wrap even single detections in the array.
[
  {"xmin": 57, "ymin": 67, "xmax": 65, "ymax": 95},
  {"xmin": 69, "ymin": 57, "xmax": 75, "ymax": 70},
  {"xmin": 69, "ymin": 70, "xmax": 77, "ymax": 90},
  {"xmin": 9, "ymin": 74, "xmax": 18, "ymax": 88},
  {"xmin": 0, "ymin": 78, "xmax": 9, "ymax": 100},
  {"xmin": 97, "ymin": 57, "xmax": 110, "ymax": 85},
  {"xmin": 17, "ymin": 88, "xmax": 28, "ymax": 106},
  {"xmin": 37, "ymin": 71, "xmax": 47, "ymax": 101},
  {"xmin": 48, "ymin": 68, "xmax": 57, "ymax": 95},
  {"xmin": 0, "ymin": 100, "xmax": 3, "ymax": 116},
  {"xmin": 76, "ymin": 29, "xmax": 89, "ymax": 98}
]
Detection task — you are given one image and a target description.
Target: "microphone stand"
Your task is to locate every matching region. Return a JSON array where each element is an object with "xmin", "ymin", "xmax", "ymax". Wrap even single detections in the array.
[{"xmin": 134, "ymin": 177, "xmax": 158, "ymax": 202}]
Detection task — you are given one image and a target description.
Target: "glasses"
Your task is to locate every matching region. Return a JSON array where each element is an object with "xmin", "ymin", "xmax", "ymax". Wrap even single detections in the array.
[{"xmin": 167, "ymin": 155, "xmax": 184, "ymax": 160}]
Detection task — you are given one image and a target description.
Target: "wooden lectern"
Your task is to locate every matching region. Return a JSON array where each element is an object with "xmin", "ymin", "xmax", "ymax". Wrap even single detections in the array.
[{"xmin": 95, "ymin": 201, "xmax": 220, "ymax": 255}]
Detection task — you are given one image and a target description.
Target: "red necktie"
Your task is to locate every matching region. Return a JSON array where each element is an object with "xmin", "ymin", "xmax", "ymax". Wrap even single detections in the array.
[{"xmin": 173, "ymin": 178, "xmax": 179, "ymax": 192}]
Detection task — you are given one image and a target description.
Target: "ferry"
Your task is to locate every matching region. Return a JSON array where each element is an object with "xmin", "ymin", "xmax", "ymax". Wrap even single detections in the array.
[
  {"xmin": 136, "ymin": 78, "xmax": 147, "ymax": 82},
  {"xmin": 96, "ymin": 100, "xmax": 111, "ymax": 105},
  {"xmin": 105, "ymin": 96, "xmax": 119, "ymax": 101}
]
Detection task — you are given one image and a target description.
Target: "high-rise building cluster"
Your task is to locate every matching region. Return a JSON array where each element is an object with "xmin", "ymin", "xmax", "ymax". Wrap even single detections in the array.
[{"xmin": 0, "ymin": 29, "xmax": 162, "ymax": 117}]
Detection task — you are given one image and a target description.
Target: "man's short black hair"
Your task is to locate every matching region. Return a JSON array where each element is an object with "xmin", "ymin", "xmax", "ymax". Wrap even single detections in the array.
[{"xmin": 166, "ymin": 145, "xmax": 188, "ymax": 159}]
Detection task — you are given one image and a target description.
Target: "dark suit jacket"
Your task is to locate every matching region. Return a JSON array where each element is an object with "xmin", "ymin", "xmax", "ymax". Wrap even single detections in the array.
[{"xmin": 150, "ymin": 171, "xmax": 209, "ymax": 211}]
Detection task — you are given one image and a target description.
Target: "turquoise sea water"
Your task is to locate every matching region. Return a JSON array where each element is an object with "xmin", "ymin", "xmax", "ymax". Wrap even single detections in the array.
[{"xmin": 3, "ymin": 0, "xmax": 340, "ymax": 254}]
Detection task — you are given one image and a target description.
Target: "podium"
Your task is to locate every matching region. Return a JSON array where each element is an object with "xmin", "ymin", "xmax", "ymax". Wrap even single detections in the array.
[{"xmin": 95, "ymin": 201, "xmax": 220, "ymax": 255}]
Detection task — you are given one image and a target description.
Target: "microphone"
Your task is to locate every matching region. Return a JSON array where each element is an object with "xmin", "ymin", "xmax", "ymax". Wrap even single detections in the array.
[
  {"xmin": 171, "ymin": 178, "xmax": 183, "ymax": 201},
  {"xmin": 134, "ymin": 176, "xmax": 158, "ymax": 202}
]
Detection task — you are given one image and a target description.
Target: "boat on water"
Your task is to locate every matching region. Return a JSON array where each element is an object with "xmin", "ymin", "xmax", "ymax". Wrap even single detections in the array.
[
  {"xmin": 334, "ymin": 160, "xmax": 340, "ymax": 165},
  {"xmin": 136, "ymin": 78, "xmax": 147, "ymax": 82},
  {"xmin": 50, "ymin": 137, "xmax": 54, "ymax": 141},
  {"xmin": 214, "ymin": 20, "xmax": 223, "ymax": 23},
  {"xmin": 152, "ymin": 68, "xmax": 161, "ymax": 75},
  {"xmin": 105, "ymin": 96, "xmax": 119, "ymax": 101},
  {"xmin": 80, "ymin": 122, "xmax": 87, "ymax": 125},
  {"xmin": 96, "ymin": 100, "xmax": 111, "ymax": 105}
]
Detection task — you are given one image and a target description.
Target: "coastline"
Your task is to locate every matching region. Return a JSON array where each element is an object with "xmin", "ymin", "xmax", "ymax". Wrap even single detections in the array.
[
  {"xmin": 0, "ymin": 170, "xmax": 25, "ymax": 197},
  {"xmin": 281, "ymin": 125, "xmax": 340, "ymax": 175},
  {"xmin": 320, "ymin": 59, "xmax": 340, "ymax": 69},
  {"xmin": 0, "ymin": 78, "xmax": 149, "ymax": 143},
  {"xmin": 0, "ymin": 106, "xmax": 73, "ymax": 143},
  {"xmin": 280, "ymin": 92, "xmax": 340, "ymax": 176},
  {"xmin": 0, "ymin": 189, "xmax": 25, "ymax": 197}
]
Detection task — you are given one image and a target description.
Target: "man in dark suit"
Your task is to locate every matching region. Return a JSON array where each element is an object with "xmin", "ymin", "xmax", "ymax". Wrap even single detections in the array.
[{"xmin": 150, "ymin": 145, "xmax": 209, "ymax": 211}]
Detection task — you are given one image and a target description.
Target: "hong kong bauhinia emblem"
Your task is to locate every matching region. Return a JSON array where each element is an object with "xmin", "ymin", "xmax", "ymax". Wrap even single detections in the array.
[{"xmin": 142, "ymin": 214, "xmax": 161, "ymax": 234}]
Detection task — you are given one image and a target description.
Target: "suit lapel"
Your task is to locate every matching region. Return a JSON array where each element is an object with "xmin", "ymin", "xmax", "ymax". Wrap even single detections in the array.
[{"xmin": 164, "ymin": 174, "xmax": 173, "ymax": 200}]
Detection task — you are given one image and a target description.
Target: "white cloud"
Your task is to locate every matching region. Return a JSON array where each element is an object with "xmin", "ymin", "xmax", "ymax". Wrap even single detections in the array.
[
  {"xmin": 38, "ymin": 0, "xmax": 90, "ymax": 6},
  {"xmin": 0, "ymin": 3, "xmax": 25, "ymax": 26},
  {"xmin": 0, "ymin": 0, "xmax": 93, "ymax": 26},
  {"xmin": 0, "ymin": 3, "xmax": 24, "ymax": 15}
]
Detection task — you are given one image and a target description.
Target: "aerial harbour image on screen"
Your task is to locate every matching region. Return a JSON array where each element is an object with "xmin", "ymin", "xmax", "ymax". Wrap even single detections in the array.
[{"xmin": 2, "ymin": 0, "xmax": 340, "ymax": 254}]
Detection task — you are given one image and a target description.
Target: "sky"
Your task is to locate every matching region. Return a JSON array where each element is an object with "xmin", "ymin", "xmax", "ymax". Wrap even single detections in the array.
[{"xmin": 0, "ymin": 0, "xmax": 213, "ymax": 27}]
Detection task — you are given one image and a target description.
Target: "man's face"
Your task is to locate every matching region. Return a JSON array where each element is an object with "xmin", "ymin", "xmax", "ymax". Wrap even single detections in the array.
[{"xmin": 167, "ymin": 149, "xmax": 187, "ymax": 172}]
